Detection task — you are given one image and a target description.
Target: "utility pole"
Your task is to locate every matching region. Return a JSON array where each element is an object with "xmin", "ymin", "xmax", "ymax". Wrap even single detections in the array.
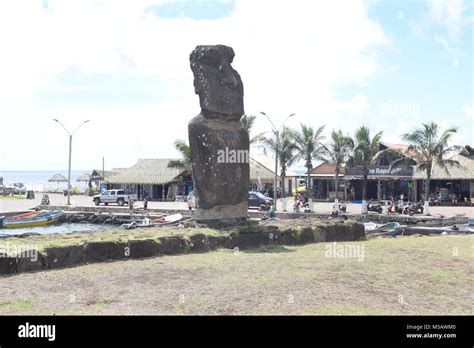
[
  {"xmin": 53, "ymin": 119, "xmax": 90, "ymax": 205},
  {"xmin": 260, "ymin": 112, "xmax": 295, "ymax": 211}
]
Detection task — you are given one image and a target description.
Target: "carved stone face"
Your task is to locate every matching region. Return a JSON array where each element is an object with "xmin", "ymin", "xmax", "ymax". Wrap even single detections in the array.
[{"xmin": 190, "ymin": 45, "xmax": 244, "ymax": 120}]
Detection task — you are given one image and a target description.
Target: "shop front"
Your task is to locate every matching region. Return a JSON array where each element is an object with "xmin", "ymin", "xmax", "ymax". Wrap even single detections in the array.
[{"xmin": 344, "ymin": 165, "xmax": 415, "ymax": 201}]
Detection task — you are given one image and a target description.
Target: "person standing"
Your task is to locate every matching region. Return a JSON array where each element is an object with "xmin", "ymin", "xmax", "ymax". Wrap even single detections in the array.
[
  {"xmin": 187, "ymin": 194, "xmax": 194, "ymax": 211},
  {"xmin": 350, "ymin": 186, "xmax": 356, "ymax": 201},
  {"xmin": 143, "ymin": 197, "xmax": 148, "ymax": 211}
]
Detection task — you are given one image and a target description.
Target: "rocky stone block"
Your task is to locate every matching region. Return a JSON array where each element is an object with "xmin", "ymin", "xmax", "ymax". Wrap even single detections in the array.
[{"xmin": 43, "ymin": 245, "xmax": 83, "ymax": 269}]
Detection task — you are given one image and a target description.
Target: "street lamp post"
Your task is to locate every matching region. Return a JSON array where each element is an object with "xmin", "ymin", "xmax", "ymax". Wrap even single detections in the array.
[
  {"xmin": 53, "ymin": 119, "xmax": 90, "ymax": 205},
  {"xmin": 260, "ymin": 112, "xmax": 295, "ymax": 211}
]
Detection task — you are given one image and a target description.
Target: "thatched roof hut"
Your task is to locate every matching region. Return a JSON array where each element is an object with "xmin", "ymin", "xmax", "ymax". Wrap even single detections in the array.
[
  {"xmin": 76, "ymin": 173, "xmax": 90, "ymax": 182},
  {"xmin": 413, "ymin": 154, "xmax": 474, "ymax": 180},
  {"xmin": 108, "ymin": 159, "xmax": 181, "ymax": 185},
  {"xmin": 249, "ymin": 157, "xmax": 275, "ymax": 182},
  {"xmin": 48, "ymin": 173, "xmax": 68, "ymax": 182}
]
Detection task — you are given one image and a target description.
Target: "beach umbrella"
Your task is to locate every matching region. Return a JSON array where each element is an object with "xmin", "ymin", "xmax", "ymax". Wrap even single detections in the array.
[
  {"xmin": 77, "ymin": 172, "xmax": 93, "ymax": 189},
  {"xmin": 48, "ymin": 173, "xmax": 68, "ymax": 191}
]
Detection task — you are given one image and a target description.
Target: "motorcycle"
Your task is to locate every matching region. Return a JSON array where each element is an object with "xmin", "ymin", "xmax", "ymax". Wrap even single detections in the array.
[
  {"xmin": 293, "ymin": 199, "xmax": 303, "ymax": 212},
  {"xmin": 387, "ymin": 199, "xmax": 404, "ymax": 214},
  {"xmin": 331, "ymin": 201, "xmax": 347, "ymax": 215},
  {"xmin": 367, "ymin": 200, "xmax": 383, "ymax": 213},
  {"xmin": 259, "ymin": 201, "xmax": 271, "ymax": 211},
  {"xmin": 404, "ymin": 201, "xmax": 424, "ymax": 215}
]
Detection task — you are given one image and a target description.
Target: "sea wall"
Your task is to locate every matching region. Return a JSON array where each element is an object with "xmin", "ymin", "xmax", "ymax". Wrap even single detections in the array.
[{"xmin": 39, "ymin": 205, "xmax": 461, "ymax": 226}]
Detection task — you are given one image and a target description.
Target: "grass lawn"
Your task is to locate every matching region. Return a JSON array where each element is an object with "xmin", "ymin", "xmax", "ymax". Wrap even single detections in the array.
[
  {"xmin": 0, "ymin": 234, "xmax": 472, "ymax": 315},
  {"xmin": 0, "ymin": 226, "xmax": 224, "ymax": 254},
  {"xmin": 0, "ymin": 195, "xmax": 26, "ymax": 200}
]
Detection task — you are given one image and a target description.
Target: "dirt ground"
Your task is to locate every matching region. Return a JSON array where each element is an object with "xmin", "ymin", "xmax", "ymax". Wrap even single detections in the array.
[{"xmin": 0, "ymin": 234, "xmax": 472, "ymax": 315}]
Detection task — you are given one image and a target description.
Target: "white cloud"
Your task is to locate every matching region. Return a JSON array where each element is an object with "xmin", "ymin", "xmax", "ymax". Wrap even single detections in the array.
[
  {"xmin": 427, "ymin": 0, "xmax": 467, "ymax": 40},
  {"xmin": 464, "ymin": 105, "xmax": 474, "ymax": 120},
  {"xmin": 410, "ymin": 0, "xmax": 473, "ymax": 66},
  {"xmin": 2, "ymin": 0, "xmax": 389, "ymax": 170}
]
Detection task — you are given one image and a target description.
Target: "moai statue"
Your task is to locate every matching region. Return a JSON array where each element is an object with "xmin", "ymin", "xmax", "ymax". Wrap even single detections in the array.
[{"xmin": 188, "ymin": 45, "xmax": 249, "ymax": 222}]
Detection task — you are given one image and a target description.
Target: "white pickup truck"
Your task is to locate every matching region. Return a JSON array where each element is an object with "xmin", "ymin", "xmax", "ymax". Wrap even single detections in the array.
[{"xmin": 93, "ymin": 189, "xmax": 138, "ymax": 206}]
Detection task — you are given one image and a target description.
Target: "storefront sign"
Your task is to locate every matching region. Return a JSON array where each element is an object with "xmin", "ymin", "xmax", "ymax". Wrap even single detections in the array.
[{"xmin": 345, "ymin": 165, "xmax": 413, "ymax": 178}]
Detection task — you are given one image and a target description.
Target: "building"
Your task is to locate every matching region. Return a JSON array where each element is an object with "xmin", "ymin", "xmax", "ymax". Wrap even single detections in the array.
[
  {"xmin": 249, "ymin": 156, "xmax": 276, "ymax": 191},
  {"xmin": 106, "ymin": 159, "xmax": 182, "ymax": 200},
  {"xmin": 344, "ymin": 143, "xmax": 474, "ymax": 203},
  {"xmin": 307, "ymin": 162, "xmax": 345, "ymax": 200},
  {"xmin": 412, "ymin": 149, "xmax": 474, "ymax": 203},
  {"xmin": 106, "ymin": 156, "xmax": 278, "ymax": 201}
]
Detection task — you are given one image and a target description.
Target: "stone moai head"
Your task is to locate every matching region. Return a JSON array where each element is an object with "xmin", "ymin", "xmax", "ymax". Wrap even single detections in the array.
[{"xmin": 190, "ymin": 45, "xmax": 244, "ymax": 121}]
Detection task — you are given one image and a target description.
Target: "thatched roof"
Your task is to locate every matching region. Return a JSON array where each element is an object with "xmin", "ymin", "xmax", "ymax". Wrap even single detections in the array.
[
  {"xmin": 76, "ymin": 173, "xmax": 90, "ymax": 182},
  {"xmin": 108, "ymin": 159, "xmax": 181, "ymax": 185},
  {"xmin": 91, "ymin": 169, "xmax": 121, "ymax": 181},
  {"xmin": 48, "ymin": 173, "xmax": 68, "ymax": 182},
  {"xmin": 251, "ymin": 153, "xmax": 296, "ymax": 176},
  {"xmin": 250, "ymin": 157, "xmax": 275, "ymax": 182},
  {"xmin": 413, "ymin": 154, "xmax": 474, "ymax": 180},
  {"xmin": 108, "ymin": 156, "xmax": 276, "ymax": 185}
]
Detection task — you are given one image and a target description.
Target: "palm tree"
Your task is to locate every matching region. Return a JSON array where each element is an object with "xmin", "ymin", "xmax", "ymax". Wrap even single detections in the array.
[
  {"xmin": 388, "ymin": 122, "xmax": 461, "ymax": 214},
  {"xmin": 241, "ymin": 114, "xmax": 265, "ymax": 145},
  {"xmin": 167, "ymin": 139, "xmax": 191, "ymax": 170},
  {"xmin": 319, "ymin": 130, "xmax": 353, "ymax": 204},
  {"xmin": 349, "ymin": 126, "xmax": 383, "ymax": 211},
  {"xmin": 263, "ymin": 126, "xmax": 298, "ymax": 198},
  {"xmin": 293, "ymin": 123, "xmax": 325, "ymax": 196}
]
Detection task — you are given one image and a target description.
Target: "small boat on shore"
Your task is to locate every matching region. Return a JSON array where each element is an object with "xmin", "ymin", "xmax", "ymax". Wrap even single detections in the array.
[
  {"xmin": 122, "ymin": 213, "xmax": 184, "ymax": 230},
  {"xmin": 363, "ymin": 222, "xmax": 377, "ymax": 231},
  {"xmin": 9, "ymin": 211, "xmax": 43, "ymax": 220},
  {"xmin": 0, "ymin": 210, "xmax": 64, "ymax": 229},
  {"xmin": 377, "ymin": 222, "xmax": 400, "ymax": 231}
]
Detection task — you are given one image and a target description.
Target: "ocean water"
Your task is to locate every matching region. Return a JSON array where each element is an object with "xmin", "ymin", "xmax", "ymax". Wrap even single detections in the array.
[{"xmin": 0, "ymin": 170, "xmax": 89, "ymax": 192}]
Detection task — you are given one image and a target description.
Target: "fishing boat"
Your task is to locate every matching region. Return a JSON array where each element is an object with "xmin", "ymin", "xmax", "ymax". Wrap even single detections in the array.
[
  {"xmin": 122, "ymin": 213, "xmax": 184, "ymax": 230},
  {"xmin": 9, "ymin": 211, "xmax": 43, "ymax": 220},
  {"xmin": 1, "ymin": 210, "xmax": 64, "ymax": 229},
  {"xmin": 363, "ymin": 222, "xmax": 377, "ymax": 231},
  {"xmin": 149, "ymin": 213, "xmax": 183, "ymax": 226},
  {"xmin": 377, "ymin": 222, "xmax": 400, "ymax": 231}
]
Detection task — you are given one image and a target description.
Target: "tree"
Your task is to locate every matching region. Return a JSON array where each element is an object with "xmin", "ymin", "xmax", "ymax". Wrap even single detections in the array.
[
  {"xmin": 241, "ymin": 114, "xmax": 265, "ymax": 145},
  {"xmin": 349, "ymin": 126, "xmax": 383, "ymax": 209},
  {"xmin": 167, "ymin": 139, "xmax": 191, "ymax": 170},
  {"xmin": 293, "ymin": 123, "xmax": 325, "ymax": 196},
  {"xmin": 319, "ymin": 130, "xmax": 353, "ymax": 202},
  {"xmin": 263, "ymin": 126, "xmax": 298, "ymax": 198},
  {"xmin": 389, "ymin": 122, "xmax": 461, "ymax": 213}
]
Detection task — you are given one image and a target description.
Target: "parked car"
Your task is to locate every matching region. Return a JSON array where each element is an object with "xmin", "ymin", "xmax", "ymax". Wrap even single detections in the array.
[
  {"xmin": 92, "ymin": 189, "xmax": 138, "ymax": 206},
  {"xmin": 2, "ymin": 185, "xmax": 14, "ymax": 196},
  {"xmin": 13, "ymin": 183, "xmax": 27, "ymax": 195},
  {"xmin": 248, "ymin": 191, "xmax": 273, "ymax": 211}
]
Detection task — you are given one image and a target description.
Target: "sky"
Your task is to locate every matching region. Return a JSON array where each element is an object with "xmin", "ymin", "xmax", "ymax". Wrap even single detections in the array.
[{"xmin": 0, "ymin": 0, "xmax": 472, "ymax": 171}]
